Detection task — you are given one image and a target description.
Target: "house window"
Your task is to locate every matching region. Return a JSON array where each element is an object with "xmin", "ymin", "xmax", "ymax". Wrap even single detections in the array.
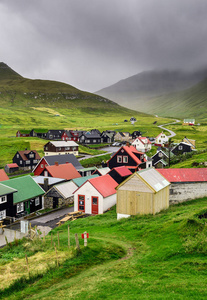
[
  {"xmin": 35, "ymin": 197, "xmax": 40, "ymax": 206},
  {"xmin": 45, "ymin": 147, "xmax": 48, "ymax": 150},
  {"xmin": 29, "ymin": 154, "xmax": 34, "ymax": 158},
  {"xmin": 17, "ymin": 202, "xmax": 24, "ymax": 213},
  {"xmin": 117, "ymin": 156, "xmax": 122, "ymax": 163},
  {"xmin": 17, "ymin": 154, "xmax": 19, "ymax": 158},
  {"xmin": 41, "ymin": 164, "xmax": 44, "ymax": 168},
  {"xmin": 123, "ymin": 156, "xmax": 128, "ymax": 163},
  {"xmin": 20, "ymin": 160, "xmax": 22, "ymax": 164},
  {"xmin": 178, "ymin": 145, "xmax": 183, "ymax": 150},
  {"xmin": 0, "ymin": 209, "xmax": 6, "ymax": 220},
  {"xmin": 158, "ymin": 152, "xmax": 163, "ymax": 158},
  {"xmin": 78, "ymin": 195, "xmax": 85, "ymax": 211},
  {"xmin": 26, "ymin": 160, "xmax": 30, "ymax": 165},
  {"xmin": 0, "ymin": 196, "xmax": 7, "ymax": 203},
  {"xmin": 58, "ymin": 147, "xmax": 61, "ymax": 151},
  {"xmin": 93, "ymin": 140, "xmax": 96, "ymax": 143},
  {"xmin": 33, "ymin": 160, "xmax": 38, "ymax": 163}
]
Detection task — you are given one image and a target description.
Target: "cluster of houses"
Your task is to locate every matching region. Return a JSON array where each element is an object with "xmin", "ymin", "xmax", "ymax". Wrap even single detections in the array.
[{"xmin": 0, "ymin": 125, "xmax": 201, "ymax": 223}]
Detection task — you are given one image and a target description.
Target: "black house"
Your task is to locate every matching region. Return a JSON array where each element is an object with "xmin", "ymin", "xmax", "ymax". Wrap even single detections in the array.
[
  {"xmin": 171, "ymin": 142, "xmax": 192, "ymax": 156},
  {"xmin": 0, "ymin": 183, "xmax": 17, "ymax": 221},
  {"xmin": 45, "ymin": 130, "xmax": 65, "ymax": 140},
  {"xmin": 131, "ymin": 131, "xmax": 142, "ymax": 139},
  {"xmin": 13, "ymin": 150, "xmax": 41, "ymax": 170},
  {"xmin": 79, "ymin": 132, "xmax": 102, "ymax": 144}
]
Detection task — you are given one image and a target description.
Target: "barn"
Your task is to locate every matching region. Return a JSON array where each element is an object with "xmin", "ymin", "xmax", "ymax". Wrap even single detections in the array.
[
  {"xmin": 116, "ymin": 168, "xmax": 170, "ymax": 219},
  {"xmin": 157, "ymin": 168, "xmax": 207, "ymax": 204}
]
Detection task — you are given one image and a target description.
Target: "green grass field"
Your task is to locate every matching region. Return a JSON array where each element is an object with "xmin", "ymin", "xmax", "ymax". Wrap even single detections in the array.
[{"xmin": 1, "ymin": 198, "xmax": 207, "ymax": 299}]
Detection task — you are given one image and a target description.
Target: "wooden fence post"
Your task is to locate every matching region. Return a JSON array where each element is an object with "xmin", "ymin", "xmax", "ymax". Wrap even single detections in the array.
[
  {"xmin": 84, "ymin": 231, "xmax": 87, "ymax": 247},
  {"xmin": 25, "ymin": 254, "xmax": 29, "ymax": 275},
  {"xmin": 75, "ymin": 233, "xmax": 80, "ymax": 251},
  {"xmin": 54, "ymin": 242, "xmax": 59, "ymax": 267},
  {"xmin": 51, "ymin": 232, "xmax": 53, "ymax": 246},
  {"xmin": 58, "ymin": 231, "xmax": 60, "ymax": 248}
]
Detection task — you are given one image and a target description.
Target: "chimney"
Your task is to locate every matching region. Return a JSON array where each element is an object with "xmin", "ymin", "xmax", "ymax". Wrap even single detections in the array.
[
  {"xmin": 44, "ymin": 178, "xmax": 49, "ymax": 191},
  {"xmin": 126, "ymin": 142, "xmax": 130, "ymax": 147},
  {"xmin": 55, "ymin": 161, "xmax": 59, "ymax": 166},
  {"xmin": 66, "ymin": 161, "xmax": 69, "ymax": 164}
]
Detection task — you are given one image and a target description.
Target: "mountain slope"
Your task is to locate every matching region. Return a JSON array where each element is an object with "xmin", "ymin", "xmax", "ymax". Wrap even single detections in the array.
[{"xmin": 96, "ymin": 68, "xmax": 207, "ymax": 120}]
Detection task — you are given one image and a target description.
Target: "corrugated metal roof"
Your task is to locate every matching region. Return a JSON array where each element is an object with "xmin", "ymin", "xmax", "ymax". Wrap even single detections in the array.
[
  {"xmin": 89, "ymin": 174, "xmax": 118, "ymax": 197},
  {"xmin": 46, "ymin": 163, "xmax": 81, "ymax": 180},
  {"xmin": 157, "ymin": 168, "xmax": 207, "ymax": 182},
  {"xmin": 50, "ymin": 141, "xmax": 78, "ymax": 147},
  {"xmin": 0, "ymin": 183, "xmax": 17, "ymax": 196},
  {"xmin": 53, "ymin": 181, "xmax": 78, "ymax": 199},
  {"xmin": 0, "ymin": 169, "xmax": 9, "ymax": 181},
  {"xmin": 3, "ymin": 176, "xmax": 45, "ymax": 204},
  {"xmin": 72, "ymin": 174, "xmax": 99, "ymax": 187},
  {"xmin": 96, "ymin": 167, "xmax": 111, "ymax": 175},
  {"xmin": 137, "ymin": 168, "xmax": 170, "ymax": 192}
]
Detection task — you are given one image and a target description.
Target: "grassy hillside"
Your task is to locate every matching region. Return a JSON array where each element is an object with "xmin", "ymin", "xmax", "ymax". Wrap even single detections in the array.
[
  {"xmin": 1, "ymin": 198, "xmax": 207, "ymax": 299},
  {"xmin": 96, "ymin": 68, "xmax": 207, "ymax": 121}
]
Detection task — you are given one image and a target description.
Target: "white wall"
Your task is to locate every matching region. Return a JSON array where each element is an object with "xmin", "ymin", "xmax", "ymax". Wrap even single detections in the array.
[
  {"xmin": 103, "ymin": 193, "xmax": 117, "ymax": 212},
  {"xmin": 170, "ymin": 182, "xmax": 207, "ymax": 204}
]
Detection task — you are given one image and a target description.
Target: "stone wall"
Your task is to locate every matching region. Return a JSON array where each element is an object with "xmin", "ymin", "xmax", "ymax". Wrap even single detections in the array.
[
  {"xmin": 169, "ymin": 182, "xmax": 207, "ymax": 204},
  {"xmin": 44, "ymin": 196, "xmax": 74, "ymax": 209}
]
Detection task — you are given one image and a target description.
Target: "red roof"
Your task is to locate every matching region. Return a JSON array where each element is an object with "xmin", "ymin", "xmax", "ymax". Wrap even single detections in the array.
[
  {"xmin": 6, "ymin": 163, "xmax": 19, "ymax": 168},
  {"xmin": 123, "ymin": 145, "xmax": 147, "ymax": 164},
  {"xmin": 112, "ymin": 166, "xmax": 132, "ymax": 177},
  {"xmin": 89, "ymin": 174, "xmax": 118, "ymax": 197},
  {"xmin": 157, "ymin": 168, "xmax": 207, "ymax": 182},
  {"xmin": 0, "ymin": 169, "xmax": 9, "ymax": 181},
  {"xmin": 46, "ymin": 163, "xmax": 81, "ymax": 180}
]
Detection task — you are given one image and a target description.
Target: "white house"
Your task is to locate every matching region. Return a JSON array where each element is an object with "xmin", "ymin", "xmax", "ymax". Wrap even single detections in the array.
[
  {"xmin": 73, "ymin": 174, "xmax": 118, "ymax": 215},
  {"xmin": 132, "ymin": 137, "xmax": 151, "ymax": 152},
  {"xmin": 154, "ymin": 132, "xmax": 169, "ymax": 147}
]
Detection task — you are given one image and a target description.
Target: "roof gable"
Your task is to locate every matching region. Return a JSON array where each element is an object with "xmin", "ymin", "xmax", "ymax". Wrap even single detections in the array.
[
  {"xmin": 0, "ymin": 169, "xmax": 9, "ymax": 181},
  {"xmin": 46, "ymin": 163, "xmax": 81, "ymax": 180},
  {"xmin": 89, "ymin": 174, "xmax": 118, "ymax": 197}
]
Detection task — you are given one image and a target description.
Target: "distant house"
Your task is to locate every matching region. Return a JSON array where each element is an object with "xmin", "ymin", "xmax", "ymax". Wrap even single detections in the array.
[
  {"xmin": 157, "ymin": 168, "xmax": 207, "ymax": 204},
  {"xmin": 39, "ymin": 162, "xmax": 81, "ymax": 181},
  {"xmin": 171, "ymin": 142, "xmax": 193, "ymax": 156},
  {"xmin": 13, "ymin": 150, "xmax": 41, "ymax": 170},
  {"xmin": 101, "ymin": 131, "xmax": 115, "ymax": 143},
  {"xmin": 30, "ymin": 129, "xmax": 47, "ymax": 139},
  {"xmin": 92, "ymin": 167, "xmax": 111, "ymax": 176},
  {"xmin": 16, "ymin": 130, "xmax": 30, "ymax": 137},
  {"xmin": 79, "ymin": 132, "xmax": 102, "ymax": 144},
  {"xmin": 78, "ymin": 167, "xmax": 97, "ymax": 177},
  {"xmin": 116, "ymin": 168, "xmax": 170, "ymax": 220},
  {"xmin": 4, "ymin": 163, "xmax": 19, "ymax": 174},
  {"xmin": 154, "ymin": 132, "xmax": 169, "ymax": 147},
  {"xmin": 183, "ymin": 119, "xmax": 195, "ymax": 126},
  {"xmin": 130, "ymin": 117, "xmax": 136, "ymax": 122},
  {"xmin": 107, "ymin": 145, "xmax": 152, "ymax": 171},
  {"xmin": 132, "ymin": 137, "xmax": 151, "ymax": 153},
  {"xmin": 182, "ymin": 137, "xmax": 196, "ymax": 149},
  {"xmin": 131, "ymin": 131, "xmax": 142, "ymax": 139},
  {"xmin": 151, "ymin": 148, "xmax": 174, "ymax": 168},
  {"xmin": 61, "ymin": 130, "xmax": 79, "ymax": 142},
  {"xmin": 114, "ymin": 132, "xmax": 131, "ymax": 142},
  {"xmin": 73, "ymin": 174, "xmax": 118, "ymax": 215},
  {"xmin": 33, "ymin": 176, "xmax": 66, "ymax": 192},
  {"xmin": 44, "ymin": 141, "xmax": 79, "ymax": 156},
  {"xmin": 33, "ymin": 154, "xmax": 82, "ymax": 176},
  {"xmin": 107, "ymin": 166, "xmax": 132, "ymax": 185},
  {"xmin": 0, "ymin": 169, "xmax": 9, "ymax": 181},
  {"xmin": 45, "ymin": 130, "xmax": 65, "ymax": 140},
  {"xmin": 2, "ymin": 176, "xmax": 44, "ymax": 218}
]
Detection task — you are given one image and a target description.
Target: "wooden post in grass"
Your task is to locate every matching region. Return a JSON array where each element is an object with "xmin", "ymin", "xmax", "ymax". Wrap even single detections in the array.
[
  {"xmin": 75, "ymin": 233, "xmax": 80, "ymax": 251},
  {"xmin": 51, "ymin": 232, "xmax": 53, "ymax": 246},
  {"xmin": 5, "ymin": 236, "xmax": 9, "ymax": 246},
  {"xmin": 68, "ymin": 225, "xmax": 70, "ymax": 249},
  {"xmin": 54, "ymin": 242, "xmax": 59, "ymax": 266},
  {"xmin": 25, "ymin": 254, "xmax": 29, "ymax": 275},
  {"xmin": 43, "ymin": 231, "xmax": 45, "ymax": 244},
  {"xmin": 58, "ymin": 231, "xmax": 60, "ymax": 248},
  {"xmin": 84, "ymin": 231, "xmax": 88, "ymax": 247}
]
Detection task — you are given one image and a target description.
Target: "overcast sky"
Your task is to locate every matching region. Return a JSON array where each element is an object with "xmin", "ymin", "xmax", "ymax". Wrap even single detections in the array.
[{"xmin": 0, "ymin": 0, "xmax": 207, "ymax": 92}]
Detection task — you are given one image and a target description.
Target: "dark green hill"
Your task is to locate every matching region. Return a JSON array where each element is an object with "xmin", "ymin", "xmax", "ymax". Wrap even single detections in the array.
[{"xmin": 0, "ymin": 62, "xmax": 22, "ymax": 80}]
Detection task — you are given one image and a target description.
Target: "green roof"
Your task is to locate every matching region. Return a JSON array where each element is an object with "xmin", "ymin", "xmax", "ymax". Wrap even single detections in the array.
[
  {"xmin": 0, "ymin": 183, "xmax": 17, "ymax": 196},
  {"xmin": 3, "ymin": 175, "xmax": 44, "ymax": 204},
  {"xmin": 72, "ymin": 174, "xmax": 99, "ymax": 187}
]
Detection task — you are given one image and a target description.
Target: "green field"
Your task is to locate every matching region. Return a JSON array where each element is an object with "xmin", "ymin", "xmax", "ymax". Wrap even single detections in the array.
[{"xmin": 1, "ymin": 198, "xmax": 207, "ymax": 299}]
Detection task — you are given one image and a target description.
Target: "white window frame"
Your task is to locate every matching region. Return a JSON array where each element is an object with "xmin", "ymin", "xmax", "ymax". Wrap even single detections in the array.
[
  {"xmin": 117, "ymin": 156, "xmax": 122, "ymax": 163},
  {"xmin": 26, "ymin": 160, "xmax": 30, "ymax": 165},
  {"xmin": 35, "ymin": 197, "xmax": 40, "ymax": 206},
  {"xmin": 123, "ymin": 156, "xmax": 128, "ymax": 163},
  {"xmin": 20, "ymin": 160, "xmax": 22, "ymax": 164},
  {"xmin": 178, "ymin": 145, "xmax": 183, "ymax": 150},
  {"xmin": 17, "ymin": 202, "xmax": 24, "ymax": 213},
  {"xmin": 17, "ymin": 154, "xmax": 19, "ymax": 158},
  {"xmin": 29, "ymin": 153, "xmax": 34, "ymax": 158},
  {"xmin": 0, "ymin": 195, "xmax": 7, "ymax": 204}
]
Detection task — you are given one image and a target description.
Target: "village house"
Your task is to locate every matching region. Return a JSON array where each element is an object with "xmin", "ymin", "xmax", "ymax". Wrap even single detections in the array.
[
  {"xmin": 79, "ymin": 131, "xmax": 102, "ymax": 144},
  {"xmin": 132, "ymin": 136, "xmax": 151, "ymax": 153},
  {"xmin": 107, "ymin": 144, "xmax": 152, "ymax": 171},
  {"xmin": 44, "ymin": 141, "xmax": 79, "ymax": 156},
  {"xmin": 38, "ymin": 162, "xmax": 81, "ymax": 180},
  {"xmin": 2, "ymin": 176, "xmax": 45, "ymax": 219},
  {"xmin": 183, "ymin": 119, "xmax": 195, "ymax": 126},
  {"xmin": 114, "ymin": 132, "xmax": 132, "ymax": 142},
  {"xmin": 0, "ymin": 183, "xmax": 17, "ymax": 221},
  {"xmin": 157, "ymin": 168, "xmax": 207, "ymax": 204},
  {"xmin": 182, "ymin": 137, "xmax": 196, "ymax": 149},
  {"xmin": 61, "ymin": 130, "xmax": 79, "ymax": 142},
  {"xmin": 171, "ymin": 142, "xmax": 193, "ymax": 156},
  {"xmin": 78, "ymin": 167, "xmax": 97, "ymax": 177},
  {"xmin": 116, "ymin": 168, "xmax": 170, "ymax": 220},
  {"xmin": 33, "ymin": 153, "xmax": 82, "ymax": 176},
  {"xmin": 101, "ymin": 131, "xmax": 115, "ymax": 143},
  {"xmin": 45, "ymin": 130, "xmax": 65, "ymax": 140},
  {"xmin": 12, "ymin": 150, "xmax": 41, "ymax": 170},
  {"xmin": 131, "ymin": 131, "xmax": 142, "ymax": 139},
  {"xmin": 73, "ymin": 174, "xmax": 118, "ymax": 215},
  {"xmin": 154, "ymin": 132, "xmax": 169, "ymax": 147},
  {"xmin": 4, "ymin": 163, "xmax": 19, "ymax": 174},
  {"xmin": 107, "ymin": 166, "xmax": 132, "ymax": 185},
  {"xmin": 16, "ymin": 130, "xmax": 30, "ymax": 137},
  {"xmin": 33, "ymin": 176, "xmax": 66, "ymax": 192},
  {"xmin": 151, "ymin": 148, "xmax": 174, "ymax": 168}
]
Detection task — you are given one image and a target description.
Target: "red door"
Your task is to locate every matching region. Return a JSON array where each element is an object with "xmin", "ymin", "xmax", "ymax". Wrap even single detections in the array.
[
  {"xmin": 91, "ymin": 196, "xmax": 98, "ymax": 214},
  {"xmin": 78, "ymin": 195, "xmax": 85, "ymax": 212}
]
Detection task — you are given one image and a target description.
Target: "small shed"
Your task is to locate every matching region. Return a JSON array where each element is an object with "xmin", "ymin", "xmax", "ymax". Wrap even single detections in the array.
[
  {"xmin": 116, "ymin": 168, "xmax": 170, "ymax": 220},
  {"xmin": 4, "ymin": 163, "xmax": 19, "ymax": 174}
]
